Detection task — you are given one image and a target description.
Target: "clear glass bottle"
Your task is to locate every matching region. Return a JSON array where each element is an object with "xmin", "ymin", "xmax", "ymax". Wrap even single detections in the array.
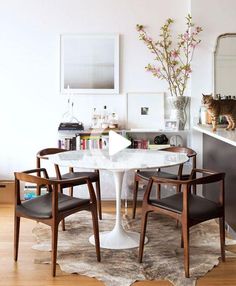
[
  {"xmin": 109, "ymin": 112, "xmax": 119, "ymax": 129},
  {"xmin": 200, "ymin": 105, "xmax": 207, "ymax": 125},
  {"xmin": 91, "ymin": 107, "xmax": 98, "ymax": 128},
  {"xmin": 101, "ymin": 105, "xmax": 109, "ymax": 129}
]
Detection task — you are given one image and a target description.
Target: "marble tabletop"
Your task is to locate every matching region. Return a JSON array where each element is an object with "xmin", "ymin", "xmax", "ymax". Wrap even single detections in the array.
[{"xmin": 47, "ymin": 148, "xmax": 189, "ymax": 171}]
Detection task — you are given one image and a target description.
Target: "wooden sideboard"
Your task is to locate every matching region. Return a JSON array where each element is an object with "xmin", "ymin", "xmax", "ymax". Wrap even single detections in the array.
[{"xmin": 0, "ymin": 180, "xmax": 14, "ymax": 203}]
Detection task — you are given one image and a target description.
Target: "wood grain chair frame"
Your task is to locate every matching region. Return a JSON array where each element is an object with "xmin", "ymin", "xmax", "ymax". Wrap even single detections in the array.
[
  {"xmin": 36, "ymin": 148, "xmax": 102, "ymax": 220},
  {"xmin": 14, "ymin": 168, "xmax": 100, "ymax": 277},
  {"xmin": 138, "ymin": 168, "xmax": 225, "ymax": 278},
  {"xmin": 132, "ymin": 146, "xmax": 197, "ymax": 219}
]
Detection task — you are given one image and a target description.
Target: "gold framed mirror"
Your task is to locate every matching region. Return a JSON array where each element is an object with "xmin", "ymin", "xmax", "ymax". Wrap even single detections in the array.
[{"xmin": 214, "ymin": 33, "xmax": 236, "ymax": 97}]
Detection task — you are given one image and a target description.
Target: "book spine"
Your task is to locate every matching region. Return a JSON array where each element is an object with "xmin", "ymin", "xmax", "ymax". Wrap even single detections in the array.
[{"xmin": 76, "ymin": 135, "xmax": 81, "ymax": 150}]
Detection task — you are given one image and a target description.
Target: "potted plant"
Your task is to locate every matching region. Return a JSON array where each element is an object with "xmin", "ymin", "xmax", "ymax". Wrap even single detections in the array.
[{"xmin": 136, "ymin": 15, "xmax": 202, "ymax": 129}]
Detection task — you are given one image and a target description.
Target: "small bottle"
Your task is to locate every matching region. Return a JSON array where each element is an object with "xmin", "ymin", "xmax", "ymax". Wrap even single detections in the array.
[
  {"xmin": 91, "ymin": 108, "xmax": 98, "ymax": 128},
  {"xmin": 109, "ymin": 112, "xmax": 119, "ymax": 129},
  {"xmin": 206, "ymin": 110, "xmax": 212, "ymax": 124},
  {"xmin": 200, "ymin": 105, "xmax": 208, "ymax": 125},
  {"xmin": 101, "ymin": 105, "xmax": 109, "ymax": 129}
]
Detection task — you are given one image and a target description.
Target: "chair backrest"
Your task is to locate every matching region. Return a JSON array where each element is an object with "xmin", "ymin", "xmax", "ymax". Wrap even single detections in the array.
[
  {"xmin": 162, "ymin": 146, "xmax": 196, "ymax": 161},
  {"xmin": 36, "ymin": 148, "xmax": 67, "ymax": 167},
  {"xmin": 147, "ymin": 168, "xmax": 225, "ymax": 206},
  {"xmin": 36, "ymin": 148, "xmax": 67, "ymax": 195},
  {"xmin": 160, "ymin": 146, "xmax": 197, "ymax": 178},
  {"xmin": 15, "ymin": 168, "xmax": 54, "ymax": 205}
]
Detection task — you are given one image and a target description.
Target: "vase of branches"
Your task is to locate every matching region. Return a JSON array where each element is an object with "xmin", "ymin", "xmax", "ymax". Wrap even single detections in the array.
[{"xmin": 137, "ymin": 15, "xmax": 202, "ymax": 130}]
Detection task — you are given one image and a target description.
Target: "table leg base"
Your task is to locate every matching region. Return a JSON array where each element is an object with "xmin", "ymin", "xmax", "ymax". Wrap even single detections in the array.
[{"xmin": 89, "ymin": 228, "xmax": 148, "ymax": 249}]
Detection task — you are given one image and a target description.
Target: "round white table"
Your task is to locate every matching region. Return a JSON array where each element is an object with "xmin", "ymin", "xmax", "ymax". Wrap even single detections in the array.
[{"xmin": 48, "ymin": 148, "xmax": 188, "ymax": 249}]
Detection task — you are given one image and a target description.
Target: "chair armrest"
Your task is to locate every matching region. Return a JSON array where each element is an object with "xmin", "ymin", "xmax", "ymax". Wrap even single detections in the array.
[
  {"xmin": 54, "ymin": 176, "xmax": 90, "ymax": 187},
  {"xmin": 151, "ymin": 176, "xmax": 184, "ymax": 186},
  {"xmin": 53, "ymin": 176, "xmax": 97, "ymax": 203}
]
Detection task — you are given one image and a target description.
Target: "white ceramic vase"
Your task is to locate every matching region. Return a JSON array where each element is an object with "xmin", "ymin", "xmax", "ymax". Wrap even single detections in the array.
[{"xmin": 168, "ymin": 96, "xmax": 190, "ymax": 130}]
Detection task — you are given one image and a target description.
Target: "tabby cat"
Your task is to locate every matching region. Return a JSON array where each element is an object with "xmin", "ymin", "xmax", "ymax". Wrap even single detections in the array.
[{"xmin": 202, "ymin": 94, "xmax": 236, "ymax": 132}]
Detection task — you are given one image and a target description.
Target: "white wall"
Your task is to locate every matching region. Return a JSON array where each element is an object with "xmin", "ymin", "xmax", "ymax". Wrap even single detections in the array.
[
  {"xmin": 0, "ymin": 0, "xmax": 189, "ymax": 179},
  {"xmin": 190, "ymin": 0, "xmax": 236, "ymax": 167},
  {"xmin": 1, "ymin": 0, "xmax": 236, "ymax": 199}
]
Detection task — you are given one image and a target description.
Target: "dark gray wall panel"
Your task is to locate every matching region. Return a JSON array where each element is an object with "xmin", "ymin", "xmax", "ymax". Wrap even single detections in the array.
[{"xmin": 203, "ymin": 133, "xmax": 236, "ymax": 231}]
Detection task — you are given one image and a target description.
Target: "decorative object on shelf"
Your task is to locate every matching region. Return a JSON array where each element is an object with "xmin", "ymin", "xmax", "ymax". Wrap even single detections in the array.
[
  {"xmin": 126, "ymin": 92, "xmax": 164, "ymax": 129},
  {"xmin": 136, "ymin": 15, "xmax": 202, "ymax": 130},
  {"xmin": 154, "ymin": 134, "xmax": 168, "ymax": 145},
  {"xmin": 199, "ymin": 104, "xmax": 208, "ymax": 125},
  {"xmin": 131, "ymin": 139, "xmax": 149, "ymax": 149},
  {"xmin": 168, "ymin": 96, "xmax": 190, "ymax": 130},
  {"xmin": 169, "ymin": 135, "xmax": 184, "ymax": 146},
  {"xmin": 202, "ymin": 94, "xmax": 236, "ymax": 131},
  {"xmin": 90, "ymin": 106, "xmax": 119, "ymax": 130},
  {"xmin": 58, "ymin": 122, "xmax": 84, "ymax": 131},
  {"xmin": 164, "ymin": 119, "xmax": 179, "ymax": 131},
  {"xmin": 108, "ymin": 112, "xmax": 119, "ymax": 129},
  {"xmin": 61, "ymin": 88, "xmax": 81, "ymax": 124}
]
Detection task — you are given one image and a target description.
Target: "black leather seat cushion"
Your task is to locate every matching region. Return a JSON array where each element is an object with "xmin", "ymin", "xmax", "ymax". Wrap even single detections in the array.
[
  {"xmin": 137, "ymin": 171, "xmax": 191, "ymax": 181},
  {"xmin": 16, "ymin": 193, "xmax": 90, "ymax": 219},
  {"xmin": 138, "ymin": 170, "xmax": 178, "ymax": 180},
  {"xmin": 150, "ymin": 193, "xmax": 223, "ymax": 220}
]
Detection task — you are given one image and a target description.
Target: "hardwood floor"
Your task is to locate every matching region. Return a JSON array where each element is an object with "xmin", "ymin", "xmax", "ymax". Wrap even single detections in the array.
[{"xmin": 1, "ymin": 202, "xmax": 236, "ymax": 286}]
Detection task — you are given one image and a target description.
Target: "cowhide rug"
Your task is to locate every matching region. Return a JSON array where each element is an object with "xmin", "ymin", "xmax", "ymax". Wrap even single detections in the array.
[{"xmin": 32, "ymin": 211, "xmax": 236, "ymax": 286}]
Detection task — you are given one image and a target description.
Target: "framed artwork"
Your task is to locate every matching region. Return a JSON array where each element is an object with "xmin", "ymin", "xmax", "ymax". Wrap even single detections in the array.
[
  {"xmin": 60, "ymin": 34, "xmax": 119, "ymax": 94},
  {"xmin": 126, "ymin": 92, "xmax": 165, "ymax": 129}
]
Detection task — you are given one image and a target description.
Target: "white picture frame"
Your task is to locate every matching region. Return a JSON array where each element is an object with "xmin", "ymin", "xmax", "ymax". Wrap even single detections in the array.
[
  {"xmin": 60, "ymin": 34, "xmax": 119, "ymax": 94},
  {"xmin": 126, "ymin": 92, "xmax": 165, "ymax": 130},
  {"xmin": 164, "ymin": 119, "xmax": 179, "ymax": 131}
]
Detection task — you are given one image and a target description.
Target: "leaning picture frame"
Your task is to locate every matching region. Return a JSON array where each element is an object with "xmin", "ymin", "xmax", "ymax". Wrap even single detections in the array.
[
  {"xmin": 126, "ymin": 92, "xmax": 165, "ymax": 130},
  {"xmin": 164, "ymin": 119, "xmax": 179, "ymax": 131},
  {"xmin": 60, "ymin": 33, "xmax": 119, "ymax": 94}
]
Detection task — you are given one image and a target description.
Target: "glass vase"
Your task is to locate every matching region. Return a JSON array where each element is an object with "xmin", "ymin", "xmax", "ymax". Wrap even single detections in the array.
[{"xmin": 168, "ymin": 96, "xmax": 190, "ymax": 130}]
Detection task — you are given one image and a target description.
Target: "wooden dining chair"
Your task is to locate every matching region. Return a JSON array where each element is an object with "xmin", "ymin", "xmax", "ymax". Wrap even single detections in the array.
[
  {"xmin": 14, "ymin": 168, "xmax": 101, "ymax": 277},
  {"xmin": 138, "ymin": 168, "xmax": 225, "ymax": 278},
  {"xmin": 36, "ymin": 148, "xmax": 102, "ymax": 220},
  {"xmin": 132, "ymin": 146, "xmax": 197, "ymax": 219}
]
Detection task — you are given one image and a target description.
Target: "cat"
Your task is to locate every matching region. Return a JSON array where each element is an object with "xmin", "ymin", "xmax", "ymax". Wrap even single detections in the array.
[{"xmin": 202, "ymin": 94, "xmax": 236, "ymax": 132}]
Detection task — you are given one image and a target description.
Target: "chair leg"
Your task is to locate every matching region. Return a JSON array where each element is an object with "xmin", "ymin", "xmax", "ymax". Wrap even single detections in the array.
[
  {"xmin": 156, "ymin": 184, "xmax": 161, "ymax": 199},
  {"xmin": 61, "ymin": 219, "xmax": 66, "ymax": 231},
  {"xmin": 51, "ymin": 223, "xmax": 59, "ymax": 277},
  {"xmin": 14, "ymin": 216, "xmax": 20, "ymax": 261},
  {"xmin": 138, "ymin": 210, "xmax": 149, "ymax": 263},
  {"xmin": 192, "ymin": 185, "xmax": 197, "ymax": 195},
  {"xmin": 219, "ymin": 217, "xmax": 225, "ymax": 262},
  {"xmin": 95, "ymin": 180, "xmax": 102, "ymax": 220},
  {"xmin": 181, "ymin": 227, "xmax": 184, "ymax": 248},
  {"xmin": 91, "ymin": 207, "xmax": 101, "ymax": 262},
  {"xmin": 182, "ymin": 221, "xmax": 190, "ymax": 278},
  {"xmin": 176, "ymin": 185, "xmax": 181, "ymax": 228},
  {"xmin": 59, "ymin": 186, "xmax": 66, "ymax": 231},
  {"xmin": 132, "ymin": 178, "xmax": 139, "ymax": 219},
  {"xmin": 69, "ymin": 186, "xmax": 73, "ymax": 196}
]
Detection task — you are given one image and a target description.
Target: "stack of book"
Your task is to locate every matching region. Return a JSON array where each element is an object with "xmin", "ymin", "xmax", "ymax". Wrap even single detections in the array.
[{"xmin": 148, "ymin": 144, "xmax": 171, "ymax": 150}]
